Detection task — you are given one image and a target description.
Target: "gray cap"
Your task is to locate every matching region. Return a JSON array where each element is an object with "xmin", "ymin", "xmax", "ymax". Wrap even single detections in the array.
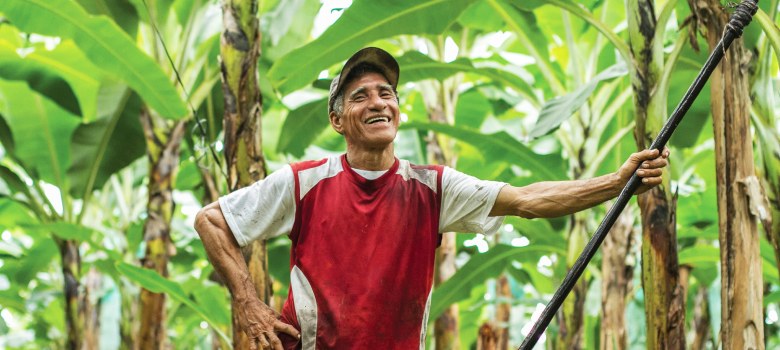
[{"xmin": 328, "ymin": 47, "xmax": 400, "ymax": 114}]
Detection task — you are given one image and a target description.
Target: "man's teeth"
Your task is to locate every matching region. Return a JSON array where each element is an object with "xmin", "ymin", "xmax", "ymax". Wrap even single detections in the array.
[{"xmin": 366, "ymin": 117, "xmax": 389, "ymax": 124}]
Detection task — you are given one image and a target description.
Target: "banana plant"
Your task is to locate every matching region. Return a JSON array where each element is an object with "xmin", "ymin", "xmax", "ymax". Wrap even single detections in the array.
[{"xmin": 0, "ymin": 0, "xmax": 224, "ymax": 348}]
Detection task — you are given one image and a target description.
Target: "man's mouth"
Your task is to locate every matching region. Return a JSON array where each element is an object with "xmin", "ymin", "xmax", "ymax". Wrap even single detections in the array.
[{"xmin": 365, "ymin": 116, "xmax": 390, "ymax": 124}]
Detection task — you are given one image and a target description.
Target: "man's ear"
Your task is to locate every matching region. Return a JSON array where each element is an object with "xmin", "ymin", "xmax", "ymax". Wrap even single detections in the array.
[{"xmin": 329, "ymin": 111, "xmax": 344, "ymax": 135}]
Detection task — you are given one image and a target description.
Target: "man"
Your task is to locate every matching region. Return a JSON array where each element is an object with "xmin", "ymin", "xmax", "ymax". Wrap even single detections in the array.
[{"xmin": 194, "ymin": 47, "xmax": 669, "ymax": 350}]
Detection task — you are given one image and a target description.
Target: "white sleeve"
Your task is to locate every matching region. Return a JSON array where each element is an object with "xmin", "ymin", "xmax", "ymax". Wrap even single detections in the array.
[
  {"xmin": 217, "ymin": 166, "xmax": 295, "ymax": 247},
  {"xmin": 439, "ymin": 167, "xmax": 507, "ymax": 235}
]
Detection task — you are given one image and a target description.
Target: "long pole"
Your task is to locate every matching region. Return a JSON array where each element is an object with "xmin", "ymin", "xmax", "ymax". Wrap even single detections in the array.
[{"xmin": 518, "ymin": 1, "xmax": 759, "ymax": 348}]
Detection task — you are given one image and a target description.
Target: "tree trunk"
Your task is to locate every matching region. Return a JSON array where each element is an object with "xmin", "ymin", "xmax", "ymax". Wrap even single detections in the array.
[
  {"xmin": 137, "ymin": 110, "xmax": 187, "ymax": 350},
  {"xmin": 600, "ymin": 206, "xmax": 636, "ymax": 350},
  {"xmin": 555, "ymin": 214, "xmax": 587, "ymax": 350},
  {"xmin": 495, "ymin": 274, "xmax": 511, "ymax": 349},
  {"xmin": 219, "ymin": 0, "xmax": 268, "ymax": 348},
  {"xmin": 477, "ymin": 323, "xmax": 499, "ymax": 350},
  {"xmin": 425, "ymin": 79, "xmax": 460, "ymax": 349},
  {"xmin": 626, "ymin": 1, "xmax": 685, "ymax": 348},
  {"xmin": 83, "ymin": 268, "xmax": 101, "ymax": 350},
  {"xmin": 688, "ymin": 1, "xmax": 765, "ymax": 348},
  {"xmin": 56, "ymin": 238, "xmax": 84, "ymax": 350},
  {"xmin": 434, "ymin": 231, "xmax": 460, "ymax": 350},
  {"xmin": 119, "ymin": 280, "xmax": 139, "ymax": 350},
  {"xmin": 690, "ymin": 285, "xmax": 711, "ymax": 350}
]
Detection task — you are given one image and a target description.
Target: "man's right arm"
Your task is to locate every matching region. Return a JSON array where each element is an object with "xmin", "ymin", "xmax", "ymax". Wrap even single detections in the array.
[{"xmin": 194, "ymin": 201, "xmax": 299, "ymax": 350}]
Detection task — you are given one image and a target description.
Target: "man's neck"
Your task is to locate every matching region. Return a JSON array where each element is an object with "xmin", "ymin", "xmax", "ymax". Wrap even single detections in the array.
[{"xmin": 345, "ymin": 144, "xmax": 395, "ymax": 171}]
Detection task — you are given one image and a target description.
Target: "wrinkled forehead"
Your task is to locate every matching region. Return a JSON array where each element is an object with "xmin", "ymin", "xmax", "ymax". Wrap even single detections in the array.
[{"xmin": 342, "ymin": 72, "xmax": 393, "ymax": 95}]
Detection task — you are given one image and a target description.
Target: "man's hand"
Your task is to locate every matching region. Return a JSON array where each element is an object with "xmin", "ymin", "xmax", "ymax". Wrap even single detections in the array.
[
  {"xmin": 617, "ymin": 148, "xmax": 670, "ymax": 194},
  {"xmin": 234, "ymin": 297, "xmax": 300, "ymax": 350}
]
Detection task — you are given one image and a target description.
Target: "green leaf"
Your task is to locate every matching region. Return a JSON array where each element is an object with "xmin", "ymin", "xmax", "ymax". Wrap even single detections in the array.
[
  {"xmin": 0, "ymin": 239, "xmax": 57, "ymax": 284},
  {"xmin": 519, "ymin": 0, "xmax": 631, "ymax": 62},
  {"xmin": 0, "ymin": 81, "xmax": 80, "ymax": 187},
  {"xmin": 27, "ymin": 41, "xmax": 103, "ymax": 122},
  {"xmin": 488, "ymin": 0, "xmax": 562, "ymax": 93},
  {"xmin": 116, "ymin": 262, "xmax": 231, "ymax": 343},
  {"xmin": 755, "ymin": 9, "xmax": 780, "ymax": 66},
  {"xmin": 75, "ymin": 0, "xmax": 139, "ymax": 37},
  {"xmin": 268, "ymin": 0, "xmax": 477, "ymax": 94},
  {"xmin": 507, "ymin": 265, "xmax": 555, "ymax": 293},
  {"xmin": 459, "ymin": 1, "xmax": 508, "ymax": 32},
  {"xmin": 678, "ymin": 246, "xmax": 719, "ymax": 266},
  {"xmin": 667, "ymin": 67, "xmax": 711, "ymax": 149},
  {"xmin": 401, "ymin": 121, "xmax": 566, "ymax": 181},
  {"xmin": 0, "ymin": 165, "xmax": 31, "ymax": 198},
  {"xmin": 268, "ymin": 238, "xmax": 291, "ymax": 287},
  {"xmin": 0, "ymin": 0, "xmax": 187, "ymax": 119},
  {"xmin": 0, "ymin": 112, "xmax": 14, "ymax": 154},
  {"xmin": 0, "ymin": 41, "xmax": 81, "ymax": 116},
  {"xmin": 766, "ymin": 290, "xmax": 780, "ymax": 307},
  {"xmin": 191, "ymin": 285, "xmax": 231, "ymax": 327},
  {"xmin": 398, "ymin": 52, "xmax": 539, "ymax": 103},
  {"xmin": 261, "ymin": 0, "xmax": 320, "ymax": 63},
  {"xmin": 430, "ymin": 244, "xmax": 563, "ymax": 319},
  {"xmin": 530, "ymin": 62, "xmax": 627, "ymax": 138},
  {"xmin": 276, "ymin": 99, "xmax": 329, "ymax": 157},
  {"xmin": 505, "ymin": 216, "xmax": 565, "ymax": 249},
  {"xmin": 455, "ymin": 90, "xmax": 492, "ymax": 129},
  {"xmin": 0, "ymin": 290, "xmax": 25, "ymax": 313},
  {"xmin": 397, "ymin": 52, "xmax": 475, "ymax": 83},
  {"xmin": 0, "ymin": 198, "xmax": 37, "ymax": 228},
  {"xmin": 679, "ymin": 245, "xmax": 779, "ymax": 284},
  {"xmin": 67, "ymin": 90, "xmax": 145, "ymax": 199},
  {"xmin": 36, "ymin": 222, "xmax": 94, "ymax": 241}
]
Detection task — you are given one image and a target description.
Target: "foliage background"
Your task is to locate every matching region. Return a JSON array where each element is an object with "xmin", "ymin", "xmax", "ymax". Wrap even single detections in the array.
[{"xmin": 0, "ymin": 0, "xmax": 778, "ymax": 349}]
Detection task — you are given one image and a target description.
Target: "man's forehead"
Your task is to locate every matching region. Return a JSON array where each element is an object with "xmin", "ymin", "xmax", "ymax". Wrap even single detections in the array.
[{"xmin": 344, "ymin": 72, "xmax": 392, "ymax": 93}]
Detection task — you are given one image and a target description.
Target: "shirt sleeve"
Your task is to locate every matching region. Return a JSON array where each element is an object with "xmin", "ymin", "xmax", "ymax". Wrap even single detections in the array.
[
  {"xmin": 439, "ymin": 167, "xmax": 507, "ymax": 235},
  {"xmin": 217, "ymin": 165, "xmax": 295, "ymax": 246}
]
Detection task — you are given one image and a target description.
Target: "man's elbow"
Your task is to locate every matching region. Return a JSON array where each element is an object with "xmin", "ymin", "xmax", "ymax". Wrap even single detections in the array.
[{"xmin": 194, "ymin": 204, "xmax": 221, "ymax": 238}]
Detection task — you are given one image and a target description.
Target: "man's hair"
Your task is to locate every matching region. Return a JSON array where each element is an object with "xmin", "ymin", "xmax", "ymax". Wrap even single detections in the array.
[{"xmin": 332, "ymin": 62, "xmax": 398, "ymax": 116}]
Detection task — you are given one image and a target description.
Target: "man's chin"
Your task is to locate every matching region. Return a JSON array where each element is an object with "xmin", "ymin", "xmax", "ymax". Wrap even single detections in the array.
[{"xmin": 361, "ymin": 135, "xmax": 397, "ymax": 149}]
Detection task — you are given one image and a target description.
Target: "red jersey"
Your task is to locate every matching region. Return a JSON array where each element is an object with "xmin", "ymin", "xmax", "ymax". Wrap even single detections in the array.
[{"xmin": 219, "ymin": 154, "xmax": 505, "ymax": 349}]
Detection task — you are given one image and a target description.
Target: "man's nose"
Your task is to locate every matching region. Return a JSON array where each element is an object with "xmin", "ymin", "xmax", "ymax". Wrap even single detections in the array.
[{"xmin": 367, "ymin": 93, "xmax": 387, "ymax": 110}]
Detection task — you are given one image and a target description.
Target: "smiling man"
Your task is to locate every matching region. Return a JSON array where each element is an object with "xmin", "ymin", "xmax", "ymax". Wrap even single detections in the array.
[{"xmin": 194, "ymin": 47, "xmax": 670, "ymax": 350}]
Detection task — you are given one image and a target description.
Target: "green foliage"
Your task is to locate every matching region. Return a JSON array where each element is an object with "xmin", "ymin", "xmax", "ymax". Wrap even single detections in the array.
[
  {"xmin": 0, "ymin": 81, "xmax": 80, "ymax": 188},
  {"xmin": 0, "ymin": 0, "xmax": 779, "ymax": 348},
  {"xmin": 268, "ymin": 0, "xmax": 478, "ymax": 93},
  {"xmin": 401, "ymin": 121, "xmax": 566, "ymax": 181},
  {"xmin": 277, "ymin": 99, "xmax": 329, "ymax": 157},
  {"xmin": 116, "ymin": 262, "xmax": 231, "ymax": 343},
  {"xmin": 0, "ymin": 0, "xmax": 187, "ymax": 119},
  {"xmin": 430, "ymin": 244, "xmax": 565, "ymax": 320},
  {"xmin": 0, "ymin": 42, "xmax": 81, "ymax": 116},
  {"xmin": 531, "ymin": 62, "xmax": 627, "ymax": 138},
  {"xmin": 67, "ymin": 90, "xmax": 145, "ymax": 199}
]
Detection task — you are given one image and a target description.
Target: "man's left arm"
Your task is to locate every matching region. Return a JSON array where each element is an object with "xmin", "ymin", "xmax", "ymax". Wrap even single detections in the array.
[{"xmin": 489, "ymin": 148, "xmax": 669, "ymax": 219}]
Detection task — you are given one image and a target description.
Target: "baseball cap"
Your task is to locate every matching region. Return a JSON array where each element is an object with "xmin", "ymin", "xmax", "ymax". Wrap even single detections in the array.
[{"xmin": 328, "ymin": 47, "xmax": 400, "ymax": 114}]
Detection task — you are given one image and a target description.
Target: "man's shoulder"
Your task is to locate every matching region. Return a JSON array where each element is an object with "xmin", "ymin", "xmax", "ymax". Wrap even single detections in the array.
[{"xmin": 289, "ymin": 155, "xmax": 340, "ymax": 172}]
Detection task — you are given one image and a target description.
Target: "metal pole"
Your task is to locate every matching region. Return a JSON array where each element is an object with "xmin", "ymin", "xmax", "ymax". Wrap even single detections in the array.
[{"xmin": 518, "ymin": 1, "xmax": 759, "ymax": 348}]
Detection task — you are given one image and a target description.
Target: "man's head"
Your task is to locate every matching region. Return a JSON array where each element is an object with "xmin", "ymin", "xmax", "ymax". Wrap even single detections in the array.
[{"xmin": 328, "ymin": 47, "xmax": 401, "ymax": 149}]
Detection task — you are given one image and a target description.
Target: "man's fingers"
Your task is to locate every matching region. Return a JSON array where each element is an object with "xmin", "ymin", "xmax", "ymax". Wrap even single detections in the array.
[
  {"xmin": 268, "ymin": 333, "xmax": 285, "ymax": 350},
  {"xmin": 641, "ymin": 176, "xmax": 663, "ymax": 185},
  {"xmin": 637, "ymin": 168, "xmax": 663, "ymax": 177},
  {"xmin": 258, "ymin": 334, "xmax": 270, "ymax": 349},
  {"xmin": 274, "ymin": 320, "xmax": 301, "ymax": 339}
]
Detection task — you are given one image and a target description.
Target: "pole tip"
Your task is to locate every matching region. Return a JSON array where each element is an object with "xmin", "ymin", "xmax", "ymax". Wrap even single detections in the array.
[{"xmin": 727, "ymin": 0, "xmax": 759, "ymax": 37}]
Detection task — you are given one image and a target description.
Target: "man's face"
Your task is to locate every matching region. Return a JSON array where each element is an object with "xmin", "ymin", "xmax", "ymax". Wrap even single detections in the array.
[{"xmin": 330, "ymin": 72, "xmax": 400, "ymax": 149}]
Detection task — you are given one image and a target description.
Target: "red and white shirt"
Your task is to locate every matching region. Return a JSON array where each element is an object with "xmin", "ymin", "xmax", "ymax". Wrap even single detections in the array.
[{"xmin": 219, "ymin": 155, "xmax": 505, "ymax": 349}]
